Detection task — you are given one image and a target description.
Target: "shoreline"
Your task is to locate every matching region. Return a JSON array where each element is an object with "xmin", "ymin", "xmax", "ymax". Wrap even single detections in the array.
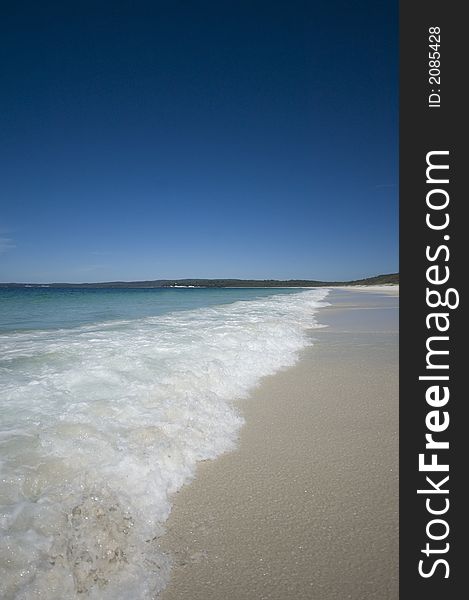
[{"xmin": 158, "ymin": 288, "xmax": 399, "ymax": 599}]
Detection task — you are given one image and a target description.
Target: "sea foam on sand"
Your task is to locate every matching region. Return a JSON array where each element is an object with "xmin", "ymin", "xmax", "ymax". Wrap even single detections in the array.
[{"xmin": 0, "ymin": 288, "xmax": 328, "ymax": 599}]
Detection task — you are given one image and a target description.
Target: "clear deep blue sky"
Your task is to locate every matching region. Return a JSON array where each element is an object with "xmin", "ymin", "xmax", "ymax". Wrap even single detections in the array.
[{"xmin": 1, "ymin": 1, "xmax": 397, "ymax": 283}]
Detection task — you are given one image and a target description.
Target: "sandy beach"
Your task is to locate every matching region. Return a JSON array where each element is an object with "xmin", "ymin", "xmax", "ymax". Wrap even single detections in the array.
[{"xmin": 159, "ymin": 287, "xmax": 399, "ymax": 600}]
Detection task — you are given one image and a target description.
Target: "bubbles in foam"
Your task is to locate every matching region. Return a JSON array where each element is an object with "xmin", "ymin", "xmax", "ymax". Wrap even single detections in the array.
[{"xmin": 0, "ymin": 288, "xmax": 329, "ymax": 598}]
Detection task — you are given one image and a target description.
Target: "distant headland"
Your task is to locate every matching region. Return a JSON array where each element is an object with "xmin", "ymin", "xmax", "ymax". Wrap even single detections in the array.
[{"xmin": 0, "ymin": 273, "xmax": 398, "ymax": 289}]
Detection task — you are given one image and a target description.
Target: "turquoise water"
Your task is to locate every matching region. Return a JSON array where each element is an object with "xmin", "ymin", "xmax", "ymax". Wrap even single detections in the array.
[
  {"xmin": 0, "ymin": 286, "xmax": 329, "ymax": 599},
  {"xmin": 0, "ymin": 287, "xmax": 303, "ymax": 332}
]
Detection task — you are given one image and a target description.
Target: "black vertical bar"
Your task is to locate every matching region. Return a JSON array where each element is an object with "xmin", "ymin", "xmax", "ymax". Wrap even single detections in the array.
[{"xmin": 400, "ymin": 1, "xmax": 466, "ymax": 598}]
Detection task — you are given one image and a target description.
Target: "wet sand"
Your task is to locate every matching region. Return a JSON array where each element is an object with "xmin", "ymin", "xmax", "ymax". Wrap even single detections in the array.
[{"xmin": 159, "ymin": 287, "xmax": 399, "ymax": 600}]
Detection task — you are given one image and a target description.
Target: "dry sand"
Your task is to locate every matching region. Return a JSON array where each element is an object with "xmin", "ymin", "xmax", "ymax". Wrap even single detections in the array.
[{"xmin": 159, "ymin": 288, "xmax": 399, "ymax": 600}]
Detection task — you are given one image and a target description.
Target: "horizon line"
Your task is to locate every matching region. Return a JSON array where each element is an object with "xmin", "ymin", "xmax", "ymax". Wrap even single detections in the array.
[{"xmin": 0, "ymin": 272, "xmax": 399, "ymax": 287}]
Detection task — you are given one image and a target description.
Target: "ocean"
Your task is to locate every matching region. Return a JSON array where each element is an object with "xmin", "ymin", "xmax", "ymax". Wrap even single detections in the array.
[{"xmin": 0, "ymin": 286, "xmax": 329, "ymax": 599}]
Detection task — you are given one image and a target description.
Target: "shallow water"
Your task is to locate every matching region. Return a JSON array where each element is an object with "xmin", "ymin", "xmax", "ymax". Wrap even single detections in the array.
[{"xmin": 0, "ymin": 287, "xmax": 329, "ymax": 598}]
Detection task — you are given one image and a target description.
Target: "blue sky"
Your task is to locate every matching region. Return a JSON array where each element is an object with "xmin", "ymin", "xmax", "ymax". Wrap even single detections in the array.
[{"xmin": 1, "ymin": 1, "xmax": 397, "ymax": 283}]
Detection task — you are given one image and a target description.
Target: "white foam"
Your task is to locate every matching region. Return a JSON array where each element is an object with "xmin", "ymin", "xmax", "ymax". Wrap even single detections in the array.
[{"xmin": 0, "ymin": 288, "xmax": 329, "ymax": 598}]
